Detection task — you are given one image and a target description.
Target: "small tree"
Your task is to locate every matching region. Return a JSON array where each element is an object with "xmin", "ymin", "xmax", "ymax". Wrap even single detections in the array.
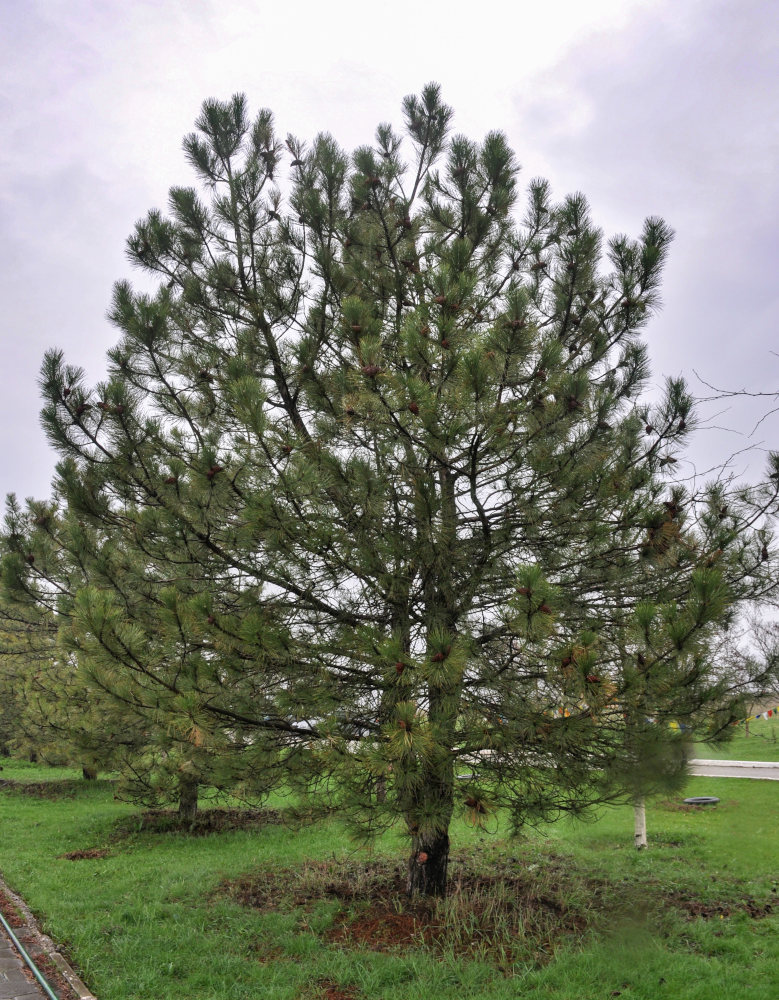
[{"xmin": 12, "ymin": 86, "xmax": 778, "ymax": 894}]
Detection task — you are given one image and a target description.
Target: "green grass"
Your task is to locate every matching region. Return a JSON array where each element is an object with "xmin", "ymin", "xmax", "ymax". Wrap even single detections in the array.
[
  {"xmin": 0, "ymin": 757, "xmax": 777, "ymax": 1000},
  {"xmin": 692, "ymin": 713, "xmax": 779, "ymax": 761}
]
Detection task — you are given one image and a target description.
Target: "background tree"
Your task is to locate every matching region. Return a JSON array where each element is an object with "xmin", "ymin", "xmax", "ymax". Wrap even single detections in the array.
[
  {"xmin": 7, "ymin": 86, "xmax": 778, "ymax": 894},
  {"xmin": 1, "ymin": 498, "xmax": 139, "ymax": 779},
  {"xmin": 1, "ymin": 492, "xmax": 281, "ymax": 817}
]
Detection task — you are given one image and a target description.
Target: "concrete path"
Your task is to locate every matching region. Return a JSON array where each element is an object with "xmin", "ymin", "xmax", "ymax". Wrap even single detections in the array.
[
  {"xmin": 0, "ymin": 922, "xmax": 48, "ymax": 1000},
  {"xmin": 0, "ymin": 878, "xmax": 95, "ymax": 1000},
  {"xmin": 688, "ymin": 758, "xmax": 779, "ymax": 780}
]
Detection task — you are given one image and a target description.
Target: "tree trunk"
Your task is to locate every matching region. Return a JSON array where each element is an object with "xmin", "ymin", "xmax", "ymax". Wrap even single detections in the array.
[
  {"xmin": 634, "ymin": 797, "xmax": 648, "ymax": 849},
  {"xmin": 407, "ymin": 830, "xmax": 450, "ymax": 898},
  {"xmin": 177, "ymin": 774, "xmax": 199, "ymax": 824},
  {"xmin": 82, "ymin": 765, "xmax": 98, "ymax": 780}
]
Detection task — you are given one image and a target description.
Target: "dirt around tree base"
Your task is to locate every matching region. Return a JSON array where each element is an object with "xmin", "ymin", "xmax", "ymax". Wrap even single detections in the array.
[{"xmin": 222, "ymin": 850, "xmax": 609, "ymax": 968}]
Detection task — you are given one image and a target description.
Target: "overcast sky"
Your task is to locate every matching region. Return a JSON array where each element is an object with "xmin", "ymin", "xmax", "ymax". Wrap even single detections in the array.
[{"xmin": 1, "ymin": 0, "xmax": 777, "ymax": 504}]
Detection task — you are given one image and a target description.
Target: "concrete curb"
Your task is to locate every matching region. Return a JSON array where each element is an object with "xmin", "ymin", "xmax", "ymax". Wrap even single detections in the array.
[
  {"xmin": 0, "ymin": 876, "xmax": 96, "ymax": 1000},
  {"xmin": 688, "ymin": 758, "xmax": 779, "ymax": 780}
]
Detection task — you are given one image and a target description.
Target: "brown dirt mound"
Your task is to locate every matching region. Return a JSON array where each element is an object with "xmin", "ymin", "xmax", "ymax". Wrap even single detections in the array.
[
  {"xmin": 0, "ymin": 778, "xmax": 79, "ymax": 798},
  {"xmin": 670, "ymin": 894, "xmax": 773, "ymax": 920},
  {"xmin": 119, "ymin": 806, "xmax": 285, "ymax": 836},
  {"xmin": 0, "ymin": 777, "xmax": 115, "ymax": 799},
  {"xmin": 315, "ymin": 979, "xmax": 361, "ymax": 1000},
  {"xmin": 59, "ymin": 848, "xmax": 111, "ymax": 861},
  {"xmin": 328, "ymin": 905, "xmax": 436, "ymax": 949}
]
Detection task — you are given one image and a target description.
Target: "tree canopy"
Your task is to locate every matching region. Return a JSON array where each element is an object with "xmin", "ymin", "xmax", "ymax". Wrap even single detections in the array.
[{"xmin": 2, "ymin": 85, "xmax": 778, "ymax": 895}]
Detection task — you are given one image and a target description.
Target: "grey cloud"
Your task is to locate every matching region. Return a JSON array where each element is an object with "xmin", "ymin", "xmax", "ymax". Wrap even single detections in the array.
[{"xmin": 511, "ymin": 0, "xmax": 779, "ymax": 480}]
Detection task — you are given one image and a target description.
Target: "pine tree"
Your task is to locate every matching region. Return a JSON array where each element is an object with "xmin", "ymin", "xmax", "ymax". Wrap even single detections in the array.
[
  {"xmin": 9, "ymin": 86, "xmax": 778, "ymax": 894},
  {"xmin": 0, "ymin": 498, "xmax": 146, "ymax": 779},
  {"xmin": 1, "ymin": 492, "xmax": 281, "ymax": 816}
]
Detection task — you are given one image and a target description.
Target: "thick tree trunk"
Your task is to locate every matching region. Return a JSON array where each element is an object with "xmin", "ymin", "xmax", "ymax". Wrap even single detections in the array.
[
  {"xmin": 177, "ymin": 774, "xmax": 199, "ymax": 824},
  {"xmin": 634, "ymin": 797, "xmax": 648, "ymax": 849},
  {"xmin": 82, "ymin": 765, "xmax": 98, "ymax": 780},
  {"xmin": 407, "ymin": 830, "xmax": 450, "ymax": 898}
]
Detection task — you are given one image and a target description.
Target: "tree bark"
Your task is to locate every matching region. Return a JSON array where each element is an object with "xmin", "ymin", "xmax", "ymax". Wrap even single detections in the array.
[
  {"xmin": 634, "ymin": 797, "xmax": 648, "ymax": 849},
  {"xmin": 407, "ymin": 829, "xmax": 450, "ymax": 898},
  {"xmin": 177, "ymin": 774, "xmax": 199, "ymax": 824}
]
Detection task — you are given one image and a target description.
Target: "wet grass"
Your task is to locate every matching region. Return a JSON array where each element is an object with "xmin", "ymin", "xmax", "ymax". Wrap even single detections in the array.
[
  {"xmin": 0, "ymin": 735, "xmax": 777, "ymax": 1000},
  {"xmin": 692, "ymin": 710, "xmax": 779, "ymax": 761}
]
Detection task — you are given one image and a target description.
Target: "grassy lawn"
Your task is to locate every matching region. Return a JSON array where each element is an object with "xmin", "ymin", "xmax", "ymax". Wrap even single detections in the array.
[
  {"xmin": 1, "ymin": 735, "xmax": 777, "ymax": 1000},
  {"xmin": 692, "ymin": 711, "xmax": 779, "ymax": 761}
]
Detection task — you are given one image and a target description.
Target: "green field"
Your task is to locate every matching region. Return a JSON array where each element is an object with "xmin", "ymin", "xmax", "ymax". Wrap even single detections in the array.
[
  {"xmin": 1, "ymin": 727, "xmax": 777, "ymax": 1000},
  {"xmin": 692, "ymin": 710, "xmax": 779, "ymax": 761}
]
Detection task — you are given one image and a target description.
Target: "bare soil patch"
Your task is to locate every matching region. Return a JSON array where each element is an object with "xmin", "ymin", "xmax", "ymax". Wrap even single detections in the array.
[
  {"xmin": 0, "ymin": 778, "xmax": 79, "ymax": 798},
  {"xmin": 314, "ymin": 979, "xmax": 362, "ymax": 1000},
  {"xmin": 59, "ymin": 847, "xmax": 111, "ymax": 860},
  {"xmin": 0, "ymin": 777, "xmax": 115, "ymax": 799},
  {"xmin": 669, "ymin": 894, "xmax": 772, "ymax": 920},
  {"xmin": 115, "ymin": 806, "xmax": 285, "ymax": 837}
]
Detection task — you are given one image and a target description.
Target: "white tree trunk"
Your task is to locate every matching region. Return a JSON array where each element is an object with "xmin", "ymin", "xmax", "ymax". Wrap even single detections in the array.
[{"xmin": 634, "ymin": 797, "xmax": 648, "ymax": 849}]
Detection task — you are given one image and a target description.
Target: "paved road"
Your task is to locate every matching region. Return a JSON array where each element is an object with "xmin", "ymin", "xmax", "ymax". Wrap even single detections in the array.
[
  {"xmin": 688, "ymin": 758, "xmax": 779, "ymax": 780},
  {"xmin": 0, "ymin": 922, "xmax": 48, "ymax": 1000}
]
